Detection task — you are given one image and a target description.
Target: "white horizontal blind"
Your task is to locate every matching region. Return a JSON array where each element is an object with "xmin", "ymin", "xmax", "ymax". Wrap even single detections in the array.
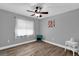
[{"xmin": 15, "ymin": 19, "xmax": 34, "ymax": 36}]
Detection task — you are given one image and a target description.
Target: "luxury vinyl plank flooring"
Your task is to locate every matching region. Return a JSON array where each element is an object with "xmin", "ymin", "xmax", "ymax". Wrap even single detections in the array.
[{"xmin": 0, "ymin": 41, "xmax": 78, "ymax": 56}]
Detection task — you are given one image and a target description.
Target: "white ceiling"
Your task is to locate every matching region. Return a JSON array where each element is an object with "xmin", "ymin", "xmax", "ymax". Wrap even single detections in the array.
[{"xmin": 0, "ymin": 3, "xmax": 79, "ymax": 19}]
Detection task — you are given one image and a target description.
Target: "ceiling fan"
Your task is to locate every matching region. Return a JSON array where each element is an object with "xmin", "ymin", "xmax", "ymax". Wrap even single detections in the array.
[{"xmin": 27, "ymin": 6, "xmax": 48, "ymax": 17}]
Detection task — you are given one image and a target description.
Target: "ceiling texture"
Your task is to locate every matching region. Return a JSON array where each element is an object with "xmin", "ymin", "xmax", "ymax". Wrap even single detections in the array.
[{"xmin": 0, "ymin": 3, "xmax": 79, "ymax": 19}]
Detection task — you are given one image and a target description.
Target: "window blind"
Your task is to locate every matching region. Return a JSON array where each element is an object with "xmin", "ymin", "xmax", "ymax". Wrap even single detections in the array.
[{"xmin": 15, "ymin": 18, "xmax": 34, "ymax": 36}]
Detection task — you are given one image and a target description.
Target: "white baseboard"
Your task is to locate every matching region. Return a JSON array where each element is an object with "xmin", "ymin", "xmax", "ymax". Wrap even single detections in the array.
[
  {"xmin": 43, "ymin": 40, "xmax": 66, "ymax": 49},
  {"xmin": 43, "ymin": 40, "xmax": 79, "ymax": 55},
  {"xmin": 43, "ymin": 40, "xmax": 79, "ymax": 52},
  {"xmin": 0, "ymin": 40, "xmax": 36, "ymax": 50}
]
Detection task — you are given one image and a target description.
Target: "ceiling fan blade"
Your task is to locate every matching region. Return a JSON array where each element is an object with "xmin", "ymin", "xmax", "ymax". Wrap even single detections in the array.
[
  {"xmin": 40, "ymin": 12, "xmax": 48, "ymax": 14},
  {"xmin": 27, "ymin": 10, "xmax": 34, "ymax": 13}
]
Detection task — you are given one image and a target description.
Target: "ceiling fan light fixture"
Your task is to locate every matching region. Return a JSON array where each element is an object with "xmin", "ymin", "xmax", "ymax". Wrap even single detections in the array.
[
  {"xmin": 27, "ymin": 5, "xmax": 48, "ymax": 18},
  {"xmin": 35, "ymin": 13, "xmax": 40, "ymax": 17}
]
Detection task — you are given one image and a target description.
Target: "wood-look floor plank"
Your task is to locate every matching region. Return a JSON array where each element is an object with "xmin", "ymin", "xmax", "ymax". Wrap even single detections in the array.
[{"xmin": 0, "ymin": 41, "xmax": 78, "ymax": 56}]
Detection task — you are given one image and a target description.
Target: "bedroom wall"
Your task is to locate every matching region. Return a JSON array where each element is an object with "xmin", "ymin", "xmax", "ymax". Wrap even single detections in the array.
[
  {"xmin": 0, "ymin": 9, "xmax": 38, "ymax": 48},
  {"xmin": 40, "ymin": 8, "xmax": 79, "ymax": 46},
  {"xmin": 34, "ymin": 18, "xmax": 40, "ymax": 35}
]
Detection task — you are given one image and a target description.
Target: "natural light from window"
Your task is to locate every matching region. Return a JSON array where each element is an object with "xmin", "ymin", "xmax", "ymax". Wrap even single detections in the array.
[{"xmin": 15, "ymin": 18, "xmax": 34, "ymax": 37}]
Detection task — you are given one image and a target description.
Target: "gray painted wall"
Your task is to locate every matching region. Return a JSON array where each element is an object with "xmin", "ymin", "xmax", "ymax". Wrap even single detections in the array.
[
  {"xmin": 40, "ymin": 9, "xmax": 79, "ymax": 46},
  {"xmin": 0, "ymin": 9, "xmax": 38, "ymax": 47},
  {"xmin": 34, "ymin": 18, "xmax": 40, "ymax": 35},
  {"xmin": 1, "ymin": 7, "xmax": 79, "ymax": 48}
]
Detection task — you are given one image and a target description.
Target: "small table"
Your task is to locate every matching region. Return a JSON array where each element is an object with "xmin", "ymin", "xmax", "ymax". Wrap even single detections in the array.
[{"xmin": 65, "ymin": 41, "xmax": 79, "ymax": 56}]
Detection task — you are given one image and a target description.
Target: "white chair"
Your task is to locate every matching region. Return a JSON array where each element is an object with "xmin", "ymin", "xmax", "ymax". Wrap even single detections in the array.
[{"xmin": 65, "ymin": 38, "xmax": 79, "ymax": 56}]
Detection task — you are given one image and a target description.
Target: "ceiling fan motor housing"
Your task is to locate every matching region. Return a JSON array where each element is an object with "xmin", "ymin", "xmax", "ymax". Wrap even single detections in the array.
[{"xmin": 36, "ymin": 6, "xmax": 42, "ymax": 10}]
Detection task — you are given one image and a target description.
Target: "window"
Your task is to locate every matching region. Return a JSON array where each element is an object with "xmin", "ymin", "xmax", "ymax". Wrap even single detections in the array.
[{"xmin": 15, "ymin": 18, "xmax": 34, "ymax": 37}]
